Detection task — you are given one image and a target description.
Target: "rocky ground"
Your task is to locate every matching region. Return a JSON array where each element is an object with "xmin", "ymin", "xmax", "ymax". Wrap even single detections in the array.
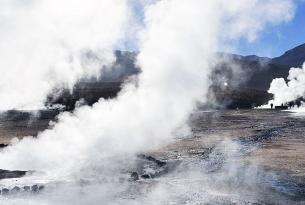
[{"xmin": 0, "ymin": 109, "xmax": 304, "ymax": 204}]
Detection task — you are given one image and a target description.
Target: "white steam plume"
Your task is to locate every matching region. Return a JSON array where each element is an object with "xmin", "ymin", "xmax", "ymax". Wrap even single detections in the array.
[
  {"xmin": 268, "ymin": 63, "xmax": 305, "ymax": 106},
  {"xmin": 0, "ymin": 0, "xmax": 295, "ymax": 176},
  {"xmin": 0, "ymin": 0, "xmax": 296, "ymax": 204},
  {"xmin": 0, "ymin": 0, "xmax": 129, "ymax": 110}
]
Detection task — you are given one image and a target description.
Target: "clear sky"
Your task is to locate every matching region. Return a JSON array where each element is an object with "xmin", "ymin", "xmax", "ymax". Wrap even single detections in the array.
[{"xmin": 236, "ymin": 1, "xmax": 305, "ymax": 58}]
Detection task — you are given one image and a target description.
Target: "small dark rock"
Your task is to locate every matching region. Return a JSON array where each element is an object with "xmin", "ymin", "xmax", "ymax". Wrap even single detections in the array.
[
  {"xmin": 0, "ymin": 144, "xmax": 8, "ymax": 149},
  {"xmin": 23, "ymin": 186, "xmax": 31, "ymax": 191},
  {"xmin": 137, "ymin": 154, "xmax": 166, "ymax": 167},
  {"xmin": 155, "ymin": 159, "xmax": 166, "ymax": 167},
  {"xmin": 31, "ymin": 185, "xmax": 39, "ymax": 192},
  {"xmin": 141, "ymin": 174, "xmax": 151, "ymax": 179},
  {"xmin": 38, "ymin": 185, "xmax": 45, "ymax": 191},
  {"xmin": 130, "ymin": 172, "xmax": 139, "ymax": 181},
  {"xmin": 2, "ymin": 188, "xmax": 9, "ymax": 195}
]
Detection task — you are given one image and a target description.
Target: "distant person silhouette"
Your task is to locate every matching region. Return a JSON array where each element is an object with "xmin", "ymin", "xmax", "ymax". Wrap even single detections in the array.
[{"xmin": 270, "ymin": 103, "xmax": 273, "ymax": 109}]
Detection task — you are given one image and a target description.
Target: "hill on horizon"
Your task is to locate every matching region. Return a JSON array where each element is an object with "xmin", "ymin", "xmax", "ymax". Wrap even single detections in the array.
[
  {"xmin": 272, "ymin": 43, "xmax": 305, "ymax": 67},
  {"xmin": 47, "ymin": 43, "xmax": 305, "ymax": 110}
]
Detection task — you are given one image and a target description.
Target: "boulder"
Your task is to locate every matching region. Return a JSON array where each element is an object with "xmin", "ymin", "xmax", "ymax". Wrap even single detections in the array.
[
  {"xmin": 130, "ymin": 172, "xmax": 139, "ymax": 181},
  {"xmin": 38, "ymin": 185, "xmax": 45, "ymax": 191},
  {"xmin": 23, "ymin": 186, "xmax": 31, "ymax": 191},
  {"xmin": 31, "ymin": 185, "xmax": 39, "ymax": 192},
  {"xmin": 2, "ymin": 188, "xmax": 9, "ymax": 195}
]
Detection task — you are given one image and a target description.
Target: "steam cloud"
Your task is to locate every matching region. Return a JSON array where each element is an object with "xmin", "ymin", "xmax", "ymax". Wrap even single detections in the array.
[
  {"xmin": 0, "ymin": 0, "xmax": 129, "ymax": 110},
  {"xmin": 0, "ymin": 0, "xmax": 296, "ymax": 204},
  {"xmin": 268, "ymin": 63, "xmax": 305, "ymax": 106}
]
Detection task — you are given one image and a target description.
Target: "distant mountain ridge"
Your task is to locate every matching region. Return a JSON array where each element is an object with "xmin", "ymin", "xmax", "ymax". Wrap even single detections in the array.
[
  {"xmin": 215, "ymin": 43, "xmax": 305, "ymax": 91},
  {"xmin": 230, "ymin": 43, "xmax": 305, "ymax": 67},
  {"xmin": 47, "ymin": 43, "xmax": 305, "ymax": 110},
  {"xmin": 208, "ymin": 43, "xmax": 305, "ymax": 108},
  {"xmin": 272, "ymin": 43, "xmax": 305, "ymax": 67}
]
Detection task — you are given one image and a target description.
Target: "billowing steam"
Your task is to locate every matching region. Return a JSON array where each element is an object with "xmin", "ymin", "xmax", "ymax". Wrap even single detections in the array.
[
  {"xmin": 0, "ymin": 0, "xmax": 129, "ymax": 110},
  {"xmin": 268, "ymin": 63, "xmax": 305, "ymax": 106},
  {"xmin": 0, "ymin": 0, "xmax": 296, "ymax": 204}
]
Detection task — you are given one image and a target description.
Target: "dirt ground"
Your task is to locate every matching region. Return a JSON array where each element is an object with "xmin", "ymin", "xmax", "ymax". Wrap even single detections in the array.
[
  {"xmin": 0, "ymin": 109, "xmax": 305, "ymax": 202},
  {"xmin": 1, "ymin": 109, "xmax": 305, "ymax": 177}
]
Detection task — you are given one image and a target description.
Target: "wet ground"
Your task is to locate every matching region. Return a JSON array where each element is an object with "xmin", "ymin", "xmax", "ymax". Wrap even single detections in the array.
[
  {"xmin": 136, "ymin": 109, "xmax": 304, "ymax": 204},
  {"xmin": 0, "ymin": 109, "xmax": 304, "ymax": 204}
]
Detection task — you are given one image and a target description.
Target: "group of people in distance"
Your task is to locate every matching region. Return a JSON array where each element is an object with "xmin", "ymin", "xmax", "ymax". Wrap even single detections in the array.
[{"xmin": 270, "ymin": 100, "xmax": 302, "ymax": 109}]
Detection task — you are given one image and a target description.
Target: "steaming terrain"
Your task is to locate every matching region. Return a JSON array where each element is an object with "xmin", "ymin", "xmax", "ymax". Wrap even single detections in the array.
[
  {"xmin": 0, "ymin": 0, "xmax": 303, "ymax": 204},
  {"xmin": 0, "ymin": 109, "xmax": 304, "ymax": 204}
]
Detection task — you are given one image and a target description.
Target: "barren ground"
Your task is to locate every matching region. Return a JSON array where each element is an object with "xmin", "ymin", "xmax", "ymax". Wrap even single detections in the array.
[{"xmin": 0, "ymin": 109, "xmax": 304, "ymax": 204}]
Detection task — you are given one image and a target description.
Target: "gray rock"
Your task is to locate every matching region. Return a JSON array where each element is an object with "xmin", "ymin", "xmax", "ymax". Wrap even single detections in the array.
[
  {"xmin": 31, "ymin": 185, "xmax": 39, "ymax": 192},
  {"xmin": 137, "ymin": 154, "xmax": 166, "ymax": 167},
  {"xmin": 130, "ymin": 172, "xmax": 139, "ymax": 181},
  {"xmin": 38, "ymin": 185, "xmax": 45, "ymax": 191},
  {"xmin": 141, "ymin": 174, "xmax": 150, "ymax": 179},
  {"xmin": 2, "ymin": 188, "xmax": 9, "ymax": 195}
]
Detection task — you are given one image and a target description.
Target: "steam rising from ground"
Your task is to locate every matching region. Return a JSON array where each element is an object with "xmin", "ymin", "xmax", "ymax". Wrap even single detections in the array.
[
  {"xmin": 268, "ymin": 63, "xmax": 305, "ymax": 106},
  {"xmin": 0, "ymin": 0, "xmax": 129, "ymax": 110},
  {"xmin": 0, "ymin": 0, "xmax": 296, "ymax": 204}
]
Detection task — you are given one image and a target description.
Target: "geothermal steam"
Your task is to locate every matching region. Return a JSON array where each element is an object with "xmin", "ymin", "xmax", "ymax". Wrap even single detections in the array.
[
  {"xmin": 0, "ymin": 0, "xmax": 129, "ymax": 110},
  {"xmin": 268, "ymin": 63, "xmax": 305, "ymax": 106},
  {"xmin": 0, "ymin": 0, "xmax": 296, "ymax": 203}
]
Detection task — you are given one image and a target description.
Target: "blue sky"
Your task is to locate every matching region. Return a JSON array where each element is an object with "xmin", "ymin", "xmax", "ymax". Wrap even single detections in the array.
[
  {"xmin": 237, "ymin": 1, "xmax": 305, "ymax": 57},
  {"xmin": 125, "ymin": 1, "xmax": 305, "ymax": 58}
]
